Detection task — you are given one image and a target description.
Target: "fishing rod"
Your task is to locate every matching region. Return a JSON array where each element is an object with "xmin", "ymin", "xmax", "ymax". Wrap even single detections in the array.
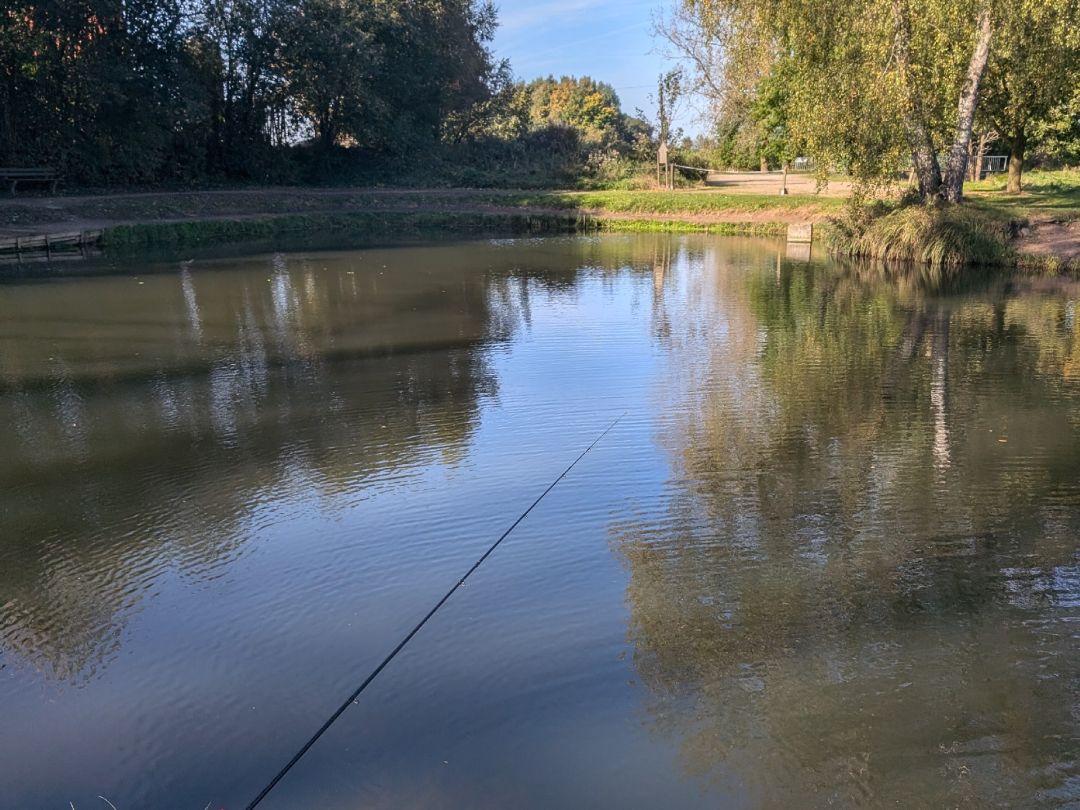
[{"xmin": 245, "ymin": 411, "xmax": 626, "ymax": 810}]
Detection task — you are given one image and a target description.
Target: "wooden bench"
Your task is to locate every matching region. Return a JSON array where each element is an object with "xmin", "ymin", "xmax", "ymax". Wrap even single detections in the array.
[{"xmin": 0, "ymin": 167, "xmax": 59, "ymax": 194}]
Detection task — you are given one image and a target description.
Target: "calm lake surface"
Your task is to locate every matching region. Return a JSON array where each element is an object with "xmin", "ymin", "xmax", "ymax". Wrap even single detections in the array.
[{"xmin": 3, "ymin": 234, "xmax": 1080, "ymax": 809}]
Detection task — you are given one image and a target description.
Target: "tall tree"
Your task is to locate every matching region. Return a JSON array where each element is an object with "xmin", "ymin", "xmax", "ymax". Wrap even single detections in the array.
[
  {"xmin": 979, "ymin": 0, "xmax": 1080, "ymax": 192},
  {"xmin": 749, "ymin": 57, "xmax": 796, "ymax": 172},
  {"xmin": 278, "ymin": 0, "xmax": 382, "ymax": 151},
  {"xmin": 197, "ymin": 0, "xmax": 285, "ymax": 176},
  {"xmin": 523, "ymin": 75, "xmax": 624, "ymax": 143},
  {"xmin": 1, "ymin": 0, "xmax": 191, "ymax": 181},
  {"xmin": 678, "ymin": 0, "xmax": 1003, "ymax": 201},
  {"xmin": 0, "ymin": 0, "xmax": 505, "ymax": 184}
]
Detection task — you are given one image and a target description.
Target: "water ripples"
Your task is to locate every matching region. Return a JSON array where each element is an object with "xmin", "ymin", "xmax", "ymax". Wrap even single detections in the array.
[{"xmin": 3, "ymin": 236, "xmax": 1080, "ymax": 807}]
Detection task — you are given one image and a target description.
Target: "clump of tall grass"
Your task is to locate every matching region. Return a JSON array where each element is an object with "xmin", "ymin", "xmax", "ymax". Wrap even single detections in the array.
[{"xmin": 827, "ymin": 201, "xmax": 1017, "ymax": 272}]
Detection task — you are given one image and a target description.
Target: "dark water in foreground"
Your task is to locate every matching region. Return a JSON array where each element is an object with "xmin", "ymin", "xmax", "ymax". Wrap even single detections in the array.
[{"xmin": 2, "ymin": 234, "xmax": 1080, "ymax": 809}]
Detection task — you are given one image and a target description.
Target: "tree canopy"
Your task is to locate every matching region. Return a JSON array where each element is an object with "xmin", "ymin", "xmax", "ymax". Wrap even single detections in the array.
[
  {"xmin": 0, "ymin": 0, "xmax": 507, "ymax": 183},
  {"xmin": 979, "ymin": 0, "xmax": 1080, "ymax": 190},
  {"xmin": 669, "ymin": 0, "xmax": 1080, "ymax": 200}
]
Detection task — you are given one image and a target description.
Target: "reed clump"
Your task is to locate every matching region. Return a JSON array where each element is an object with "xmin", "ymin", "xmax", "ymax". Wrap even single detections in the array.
[{"xmin": 827, "ymin": 201, "xmax": 1018, "ymax": 272}]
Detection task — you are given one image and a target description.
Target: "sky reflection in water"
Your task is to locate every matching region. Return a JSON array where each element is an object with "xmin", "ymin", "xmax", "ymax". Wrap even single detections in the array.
[{"xmin": 2, "ymin": 235, "xmax": 1080, "ymax": 808}]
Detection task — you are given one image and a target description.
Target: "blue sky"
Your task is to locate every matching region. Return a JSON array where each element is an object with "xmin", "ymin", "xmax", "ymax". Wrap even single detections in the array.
[{"xmin": 490, "ymin": 0, "xmax": 678, "ymax": 127}]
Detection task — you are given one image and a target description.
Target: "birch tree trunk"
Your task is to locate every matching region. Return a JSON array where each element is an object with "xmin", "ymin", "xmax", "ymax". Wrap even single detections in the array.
[
  {"xmin": 941, "ymin": 5, "xmax": 994, "ymax": 202},
  {"xmin": 893, "ymin": 0, "xmax": 943, "ymax": 197}
]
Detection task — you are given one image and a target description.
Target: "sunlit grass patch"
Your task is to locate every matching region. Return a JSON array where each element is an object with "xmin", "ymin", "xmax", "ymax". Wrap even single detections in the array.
[
  {"xmin": 501, "ymin": 189, "xmax": 838, "ymax": 216},
  {"xmin": 967, "ymin": 168, "xmax": 1080, "ymax": 214}
]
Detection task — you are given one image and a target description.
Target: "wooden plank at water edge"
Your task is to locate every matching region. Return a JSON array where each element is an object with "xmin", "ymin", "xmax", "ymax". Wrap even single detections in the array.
[{"xmin": 787, "ymin": 223, "xmax": 813, "ymax": 243}]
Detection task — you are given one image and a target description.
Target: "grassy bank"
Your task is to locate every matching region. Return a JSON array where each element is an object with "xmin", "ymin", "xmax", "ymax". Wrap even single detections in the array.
[
  {"xmin": 101, "ymin": 211, "xmax": 582, "ymax": 247},
  {"xmin": 822, "ymin": 168, "xmax": 1080, "ymax": 274},
  {"xmin": 966, "ymin": 169, "xmax": 1080, "ymax": 215},
  {"xmin": 0, "ymin": 187, "xmax": 830, "ymax": 228},
  {"xmin": 588, "ymin": 219, "xmax": 786, "ymax": 235},
  {"xmin": 825, "ymin": 203, "xmax": 1019, "ymax": 272},
  {"xmin": 7, "ymin": 181, "xmax": 1074, "ymax": 272},
  {"xmin": 491, "ymin": 189, "xmax": 839, "ymax": 216},
  {"xmin": 99, "ymin": 208, "xmax": 790, "ymax": 250}
]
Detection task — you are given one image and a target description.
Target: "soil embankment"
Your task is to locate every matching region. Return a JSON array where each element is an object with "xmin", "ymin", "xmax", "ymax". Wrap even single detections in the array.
[
  {"xmin": 0, "ymin": 187, "xmax": 828, "ymax": 243},
  {"xmin": 1016, "ymin": 219, "xmax": 1080, "ymax": 264}
]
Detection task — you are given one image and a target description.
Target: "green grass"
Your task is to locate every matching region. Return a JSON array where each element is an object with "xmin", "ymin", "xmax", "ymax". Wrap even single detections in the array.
[
  {"xmin": 94, "ymin": 187, "xmax": 831, "ymax": 251},
  {"xmin": 966, "ymin": 168, "xmax": 1080, "ymax": 216},
  {"xmin": 101, "ymin": 211, "xmax": 585, "ymax": 247},
  {"xmin": 21, "ymin": 187, "xmax": 833, "ymax": 240},
  {"xmin": 347, "ymin": 188, "xmax": 831, "ymax": 216},
  {"xmin": 593, "ymin": 218, "xmax": 787, "ymax": 235},
  {"xmin": 99, "ymin": 207, "xmax": 790, "ymax": 250},
  {"xmin": 487, "ymin": 189, "xmax": 837, "ymax": 215}
]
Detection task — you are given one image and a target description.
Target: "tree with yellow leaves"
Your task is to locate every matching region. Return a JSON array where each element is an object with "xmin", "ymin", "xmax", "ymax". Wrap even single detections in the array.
[{"xmin": 675, "ymin": 0, "xmax": 1072, "ymax": 202}]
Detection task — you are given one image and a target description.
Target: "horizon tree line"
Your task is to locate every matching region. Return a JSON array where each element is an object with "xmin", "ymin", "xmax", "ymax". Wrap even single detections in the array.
[{"xmin": 0, "ymin": 0, "xmax": 651, "ymax": 186}]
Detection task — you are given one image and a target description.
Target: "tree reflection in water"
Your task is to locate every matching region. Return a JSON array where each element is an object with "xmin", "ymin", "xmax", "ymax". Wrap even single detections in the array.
[
  {"xmin": 615, "ymin": 256, "xmax": 1080, "ymax": 807},
  {"xmin": 0, "ymin": 235, "xmax": 686, "ymax": 683},
  {"xmin": 4, "ymin": 236, "xmax": 1080, "ymax": 808}
]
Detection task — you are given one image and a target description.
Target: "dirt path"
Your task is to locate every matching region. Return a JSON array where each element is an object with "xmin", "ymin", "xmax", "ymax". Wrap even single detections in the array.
[
  {"xmin": 700, "ymin": 172, "xmax": 853, "ymax": 196},
  {"xmin": 1016, "ymin": 219, "xmax": 1080, "ymax": 261}
]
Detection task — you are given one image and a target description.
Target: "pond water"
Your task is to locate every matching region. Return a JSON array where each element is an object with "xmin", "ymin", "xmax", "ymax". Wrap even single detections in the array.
[{"xmin": 2, "ymin": 234, "xmax": 1080, "ymax": 809}]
